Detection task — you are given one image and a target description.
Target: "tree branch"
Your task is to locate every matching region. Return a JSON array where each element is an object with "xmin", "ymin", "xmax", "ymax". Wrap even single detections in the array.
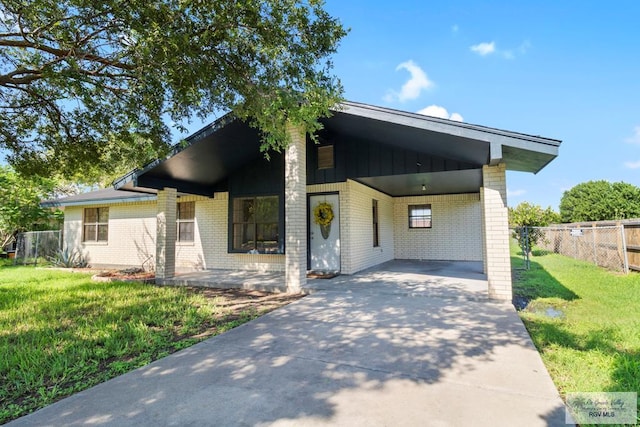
[{"xmin": 0, "ymin": 39, "xmax": 134, "ymax": 71}]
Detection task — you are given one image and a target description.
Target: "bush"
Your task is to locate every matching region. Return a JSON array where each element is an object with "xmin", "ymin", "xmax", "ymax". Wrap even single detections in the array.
[{"xmin": 48, "ymin": 248, "xmax": 87, "ymax": 268}]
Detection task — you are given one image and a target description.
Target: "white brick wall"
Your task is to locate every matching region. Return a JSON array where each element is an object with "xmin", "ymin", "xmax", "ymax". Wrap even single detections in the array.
[
  {"xmin": 63, "ymin": 194, "xmax": 286, "ymax": 272},
  {"xmin": 64, "ymin": 201, "xmax": 156, "ymax": 269},
  {"xmin": 481, "ymin": 164, "xmax": 512, "ymax": 300},
  {"xmin": 393, "ymin": 193, "xmax": 483, "ymax": 262},
  {"xmin": 195, "ymin": 193, "xmax": 286, "ymax": 272},
  {"xmin": 156, "ymin": 188, "xmax": 177, "ymax": 279},
  {"xmin": 343, "ymin": 180, "xmax": 394, "ymax": 274},
  {"xmin": 62, "ymin": 180, "xmax": 491, "ymax": 281}
]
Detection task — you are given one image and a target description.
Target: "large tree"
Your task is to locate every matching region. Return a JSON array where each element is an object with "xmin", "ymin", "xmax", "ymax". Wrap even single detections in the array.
[
  {"xmin": 559, "ymin": 180, "xmax": 640, "ymax": 222},
  {"xmin": 0, "ymin": 0, "xmax": 346, "ymax": 178}
]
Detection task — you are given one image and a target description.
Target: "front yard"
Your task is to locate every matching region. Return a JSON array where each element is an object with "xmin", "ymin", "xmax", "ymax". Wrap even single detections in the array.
[
  {"xmin": 512, "ymin": 244, "xmax": 640, "ymax": 418},
  {"xmin": 0, "ymin": 263, "xmax": 301, "ymax": 424}
]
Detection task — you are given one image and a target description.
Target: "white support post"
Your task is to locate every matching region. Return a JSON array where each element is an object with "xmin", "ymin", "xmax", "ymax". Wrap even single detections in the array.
[
  {"xmin": 156, "ymin": 187, "xmax": 177, "ymax": 282},
  {"xmin": 481, "ymin": 164, "xmax": 512, "ymax": 300},
  {"xmin": 284, "ymin": 123, "xmax": 307, "ymax": 293}
]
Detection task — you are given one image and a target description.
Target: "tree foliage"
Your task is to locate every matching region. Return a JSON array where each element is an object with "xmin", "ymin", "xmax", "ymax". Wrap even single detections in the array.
[
  {"xmin": 0, "ymin": 166, "xmax": 62, "ymax": 249},
  {"xmin": 0, "ymin": 0, "xmax": 347, "ymax": 178},
  {"xmin": 559, "ymin": 180, "xmax": 640, "ymax": 223},
  {"xmin": 509, "ymin": 202, "xmax": 560, "ymax": 254}
]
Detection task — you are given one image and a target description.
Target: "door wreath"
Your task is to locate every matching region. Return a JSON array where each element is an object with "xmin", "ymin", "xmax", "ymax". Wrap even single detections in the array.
[{"xmin": 313, "ymin": 202, "xmax": 334, "ymax": 239}]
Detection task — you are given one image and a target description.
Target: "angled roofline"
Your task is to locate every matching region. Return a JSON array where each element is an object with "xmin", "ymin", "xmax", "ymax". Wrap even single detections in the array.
[
  {"xmin": 338, "ymin": 101, "xmax": 561, "ymax": 147},
  {"xmin": 112, "ymin": 100, "xmax": 561, "ymax": 192}
]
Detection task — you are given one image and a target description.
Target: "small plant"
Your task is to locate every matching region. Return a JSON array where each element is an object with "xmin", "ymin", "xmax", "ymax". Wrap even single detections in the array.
[{"xmin": 48, "ymin": 248, "xmax": 87, "ymax": 268}]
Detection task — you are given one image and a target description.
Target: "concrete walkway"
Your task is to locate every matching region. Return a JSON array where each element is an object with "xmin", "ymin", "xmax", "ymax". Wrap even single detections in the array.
[{"xmin": 8, "ymin": 262, "xmax": 572, "ymax": 427}]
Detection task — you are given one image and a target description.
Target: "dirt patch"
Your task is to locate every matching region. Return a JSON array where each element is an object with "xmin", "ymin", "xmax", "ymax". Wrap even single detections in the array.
[
  {"xmin": 175, "ymin": 287, "xmax": 304, "ymax": 340},
  {"xmin": 92, "ymin": 268, "xmax": 155, "ymax": 283}
]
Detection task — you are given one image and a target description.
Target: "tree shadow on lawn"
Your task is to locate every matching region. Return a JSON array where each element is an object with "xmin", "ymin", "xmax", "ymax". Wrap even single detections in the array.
[
  {"xmin": 512, "ymin": 256, "xmax": 579, "ymax": 311},
  {"xmin": 523, "ymin": 320, "xmax": 640, "ymax": 398}
]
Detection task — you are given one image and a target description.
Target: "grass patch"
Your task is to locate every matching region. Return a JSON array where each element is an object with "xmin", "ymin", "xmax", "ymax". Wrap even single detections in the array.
[
  {"xmin": 511, "ymin": 241, "xmax": 640, "ymax": 422},
  {"xmin": 0, "ymin": 265, "xmax": 301, "ymax": 424}
]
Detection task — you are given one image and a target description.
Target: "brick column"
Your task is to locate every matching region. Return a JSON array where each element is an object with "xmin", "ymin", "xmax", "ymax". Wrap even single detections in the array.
[
  {"xmin": 285, "ymin": 123, "xmax": 307, "ymax": 293},
  {"xmin": 481, "ymin": 164, "xmax": 512, "ymax": 300},
  {"xmin": 156, "ymin": 187, "xmax": 177, "ymax": 283}
]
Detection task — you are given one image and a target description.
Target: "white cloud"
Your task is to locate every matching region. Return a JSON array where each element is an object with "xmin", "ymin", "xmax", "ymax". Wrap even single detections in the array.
[
  {"xmin": 624, "ymin": 160, "xmax": 640, "ymax": 169},
  {"xmin": 625, "ymin": 126, "xmax": 640, "ymax": 144},
  {"xmin": 470, "ymin": 42, "xmax": 496, "ymax": 56},
  {"xmin": 507, "ymin": 189, "xmax": 527, "ymax": 197},
  {"xmin": 471, "ymin": 40, "xmax": 530, "ymax": 59},
  {"xmin": 417, "ymin": 105, "xmax": 464, "ymax": 122},
  {"xmin": 384, "ymin": 60, "xmax": 434, "ymax": 102}
]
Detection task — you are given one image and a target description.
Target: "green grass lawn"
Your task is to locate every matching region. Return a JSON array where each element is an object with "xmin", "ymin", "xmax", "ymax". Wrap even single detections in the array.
[
  {"xmin": 0, "ymin": 263, "xmax": 297, "ymax": 424},
  {"xmin": 511, "ymin": 243, "xmax": 640, "ymax": 422}
]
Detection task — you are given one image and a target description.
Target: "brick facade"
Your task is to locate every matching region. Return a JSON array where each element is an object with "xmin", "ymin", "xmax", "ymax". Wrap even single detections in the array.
[
  {"xmin": 284, "ymin": 124, "xmax": 307, "ymax": 292},
  {"xmin": 63, "ymin": 184, "xmax": 485, "ymax": 276},
  {"xmin": 62, "ymin": 172, "xmax": 511, "ymax": 300},
  {"xmin": 156, "ymin": 188, "xmax": 177, "ymax": 280},
  {"xmin": 63, "ymin": 201, "xmax": 156, "ymax": 270},
  {"xmin": 481, "ymin": 164, "xmax": 512, "ymax": 300},
  {"xmin": 393, "ymin": 193, "xmax": 483, "ymax": 262}
]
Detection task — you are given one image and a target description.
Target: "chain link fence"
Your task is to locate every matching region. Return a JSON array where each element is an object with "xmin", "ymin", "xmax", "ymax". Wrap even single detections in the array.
[
  {"xmin": 14, "ymin": 230, "xmax": 62, "ymax": 266},
  {"xmin": 514, "ymin": 225, "xmax": 629, "ymax": 273}
]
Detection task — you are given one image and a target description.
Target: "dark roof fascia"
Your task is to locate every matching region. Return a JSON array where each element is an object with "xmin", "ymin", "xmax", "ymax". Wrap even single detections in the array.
[{"xmin": 338, "ymin": 101, "xmax": 561, "ymax": 149}]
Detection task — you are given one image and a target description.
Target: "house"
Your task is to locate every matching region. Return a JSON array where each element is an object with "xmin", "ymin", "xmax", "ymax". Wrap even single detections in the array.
[{"xmin": 46, "ymin": 101, "xmax": 560, "ymax": 300}]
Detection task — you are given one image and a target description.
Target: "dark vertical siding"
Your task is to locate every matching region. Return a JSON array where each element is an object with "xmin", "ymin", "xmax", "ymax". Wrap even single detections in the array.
[{"xmin": 306, "ymin": 134, "xmax": 479, "ymax": 185}]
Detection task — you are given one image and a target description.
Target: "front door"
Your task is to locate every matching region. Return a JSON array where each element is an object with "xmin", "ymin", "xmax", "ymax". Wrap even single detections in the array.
[{"xmin": 309, "ymin": 194, "xmax": 340, "ymax": 272}]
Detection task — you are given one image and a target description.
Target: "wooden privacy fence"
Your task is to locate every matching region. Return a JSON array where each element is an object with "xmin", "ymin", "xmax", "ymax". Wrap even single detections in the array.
[{"xmin": 522, "ymin": 220, "xmax": 640, "ymax": 273}]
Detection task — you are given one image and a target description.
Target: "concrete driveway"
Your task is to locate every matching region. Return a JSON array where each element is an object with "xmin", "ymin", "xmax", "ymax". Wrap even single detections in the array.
[{"xmin": 8, "ymin": 261, "xmax": 571, "ymax": 427}]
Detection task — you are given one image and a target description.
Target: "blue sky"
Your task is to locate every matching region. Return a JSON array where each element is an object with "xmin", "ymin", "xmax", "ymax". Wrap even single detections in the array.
[
  {"xmin": 319, "ymin": 0, "xmax": 640, "ymax": 210},
  {"xmin": 4, "ymin": 1, "xmax": 639, "ymax": 210}
]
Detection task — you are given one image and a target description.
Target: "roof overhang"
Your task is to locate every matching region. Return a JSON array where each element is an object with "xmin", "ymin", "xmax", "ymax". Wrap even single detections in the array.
[
  {"xmin": 113, "ymin": 101, "xmax": 560, "ymax": 197},
  {"xmin": 329, "ymin": 102, "xmax": 560, "ymax": 173}
]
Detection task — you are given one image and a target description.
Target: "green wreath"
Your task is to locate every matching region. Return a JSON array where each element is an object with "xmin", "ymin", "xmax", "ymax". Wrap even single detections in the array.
[{"xmin": 313, "ymin": 202, "xmax": 334, "ymax": 227}]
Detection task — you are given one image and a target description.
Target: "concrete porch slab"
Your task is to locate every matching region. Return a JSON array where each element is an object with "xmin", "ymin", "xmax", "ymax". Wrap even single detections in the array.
[
  {"xmin": 165, "ymin": 269, "xmax": 289, "ymax": 293},
  {"xmin": 166, "ymin": 260, "xmax": 489, "ymax": 302}
]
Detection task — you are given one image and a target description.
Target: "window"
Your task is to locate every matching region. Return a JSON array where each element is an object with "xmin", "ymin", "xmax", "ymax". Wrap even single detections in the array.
[
  {"xmin": 232, "ymin": 196, "xmax": 280, "ymax": 253},
  {"xmin": 372, "ymin": 199, "xmax": 380, "ymax": 247},
  {"xmin": 317, "ymin": 145, "xmax": 334, "ymax": 169},
  {"xmin": 177, "ymin": 201, "xmax": 195, "ymax": 242},
  {"xmin": 408, "ymin": 204, "xmax": 432, "ymax": 228},
  {"xmin": 83, "ymin": 207, "xmax": 108, "ymax": 242}
]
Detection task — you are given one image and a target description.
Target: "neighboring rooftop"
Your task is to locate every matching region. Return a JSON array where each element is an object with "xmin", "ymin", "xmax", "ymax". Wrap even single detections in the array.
[{"xmin": 41, "ymin": 187, "xmax": 156, "ymax": 208}]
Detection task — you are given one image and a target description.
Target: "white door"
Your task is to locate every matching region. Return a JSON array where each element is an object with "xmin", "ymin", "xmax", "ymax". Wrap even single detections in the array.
[{"xmin": 309, "ymin": 194, "xmax": 340, "ymax": 272}]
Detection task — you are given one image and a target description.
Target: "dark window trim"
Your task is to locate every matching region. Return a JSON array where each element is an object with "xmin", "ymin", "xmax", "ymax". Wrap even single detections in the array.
[
  {"xmin": 372, "ymin": 199, "xmax": 380, "ymax": 247},
  {"xmin": 408, "ymin": 204, "xmax": 432, "ymax": 229},
  {"xmin": 229, "ymin": 194, "xmax": 283, "ymax": 254},
  {"xmin": 83, "ymin": 207, "xmax": 109, "ymax": 242},
  {"xmin": 177, "ymin": 201, "xmax": 195, "ymax": 243}
]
